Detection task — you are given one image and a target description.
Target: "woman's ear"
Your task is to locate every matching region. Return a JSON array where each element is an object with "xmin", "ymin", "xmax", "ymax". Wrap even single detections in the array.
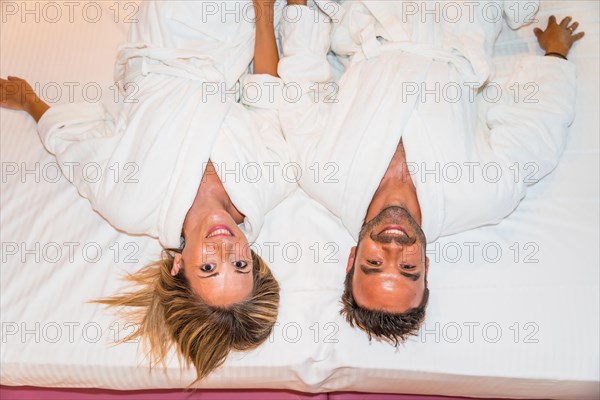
[{"xmin": 171, "ymin": 253, "xmax": 183, "ymax": 276}]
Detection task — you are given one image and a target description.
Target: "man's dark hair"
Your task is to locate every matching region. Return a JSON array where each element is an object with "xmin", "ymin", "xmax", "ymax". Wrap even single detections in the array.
[{"xmin": 340, "ymin": 265, "xmax": 429, "ymax": 346}]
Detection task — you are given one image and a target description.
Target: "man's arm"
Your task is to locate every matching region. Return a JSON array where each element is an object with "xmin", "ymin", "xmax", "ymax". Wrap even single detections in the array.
[
  {"xmin": 484, "ymin": 16, "xmax": 584, "ymax": 184},
  {"xmin": 467, "ymin": 16, "xmax": 585, "ymax": 232}
]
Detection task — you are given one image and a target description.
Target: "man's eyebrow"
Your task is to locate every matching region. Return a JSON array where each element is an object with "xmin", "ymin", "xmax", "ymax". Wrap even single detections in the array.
[
  {"xmin": 399, "ymin": 270, "xmax": 421, "ymax": 282},
  {"xmin": 360, "ymin": 265, "xmax": 382, "ymax": 275},
  {"xmin": 359, "ymin": 265, "xmax": 421, "ymax": 281}
]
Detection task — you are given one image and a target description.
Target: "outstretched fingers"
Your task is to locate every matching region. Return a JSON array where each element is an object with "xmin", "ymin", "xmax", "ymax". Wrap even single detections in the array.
[
  {"xmin": 560, "ymin": 16, "xmax": 572, "ymax": 28},
  {"xmin": 572, "ymin": 31, "xmax": 585, "ymax": 42}
]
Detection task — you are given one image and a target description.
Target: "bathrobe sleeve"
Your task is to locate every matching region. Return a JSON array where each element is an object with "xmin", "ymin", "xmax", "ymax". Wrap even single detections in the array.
[
  {"xmin": 240, "ymin": 73, "xmax": 297, "ymax": 191},
  {"xmin": 36, "ymin": 71, "xmax": 230, "ymax": 248},
  {"xmin": 35, "ymin": 100, "xmax": 170, "ymax": 241},
  {"xmin": 276, "ymin": 5, "xmax": 333, "ymax": 174},
  {"xmin": 206, "ymin": 73, "xmax": 296, "ymax": 243},
  {"xmin": 37, "ymin": 102, "xmax": 120, "ymax": 209},
  {"xmin": 475, "ymin": 55, "xmax": 577, "ymax": 222},
  {"xmin": 419, "ymin": 55, "xmax": 577, "ymax": 239},
  {"xmin": 486, "ymin": 56, "xmax": 577, "ymax": 181}
]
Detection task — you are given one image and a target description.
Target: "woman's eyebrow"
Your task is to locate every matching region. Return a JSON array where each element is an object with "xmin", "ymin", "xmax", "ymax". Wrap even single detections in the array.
[{"xmin": 199, "ymin": 272, "xmax": 219, "ymax": 279}]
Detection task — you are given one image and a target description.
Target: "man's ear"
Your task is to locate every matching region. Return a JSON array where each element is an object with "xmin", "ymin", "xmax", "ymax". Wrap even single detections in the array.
[
  {"xmin": 171, "ymin": 253, "xmax": 183, "ymax": 276},
  {"xmin": 346, "ymin": 246, "xmax": 357, "ymax": 273},
  {"xmin": 425, "ymin": 256, "xmax": 429, "ymax": 274}
]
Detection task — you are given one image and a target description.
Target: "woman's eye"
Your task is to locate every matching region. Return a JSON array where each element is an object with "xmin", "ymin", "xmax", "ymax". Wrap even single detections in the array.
[
  {"xmin": 402, "ymin": 265, "xmax": 416, "ymax": 270},
  {"xmin": 200, "ymin": 264, "xmax": 216, "ymax": 273},
  {"xmin": 367, "ymin": 260, "xmax": 381, "ymax": 266},
  {"xmin": 234, "ymin": 260, "xmax": 248, "ymax": 269}
]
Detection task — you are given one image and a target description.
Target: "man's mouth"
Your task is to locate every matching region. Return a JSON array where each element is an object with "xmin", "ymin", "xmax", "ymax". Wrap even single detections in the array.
[
  {"xmin": 378, "ymin": 226, "xmax": 408, "ymax": 237},
  {"xmin": 206, "ymin": 225, "xmax": 234, "ymax": 239}
]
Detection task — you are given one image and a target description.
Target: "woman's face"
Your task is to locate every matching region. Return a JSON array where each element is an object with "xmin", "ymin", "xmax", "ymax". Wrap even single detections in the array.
[{"xmin": 171, "ymin": 210, "xmax": 253, "ymax": 306}]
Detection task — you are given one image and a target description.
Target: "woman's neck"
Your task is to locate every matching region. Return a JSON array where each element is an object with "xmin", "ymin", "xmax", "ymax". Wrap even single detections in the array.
[{"xmin": 183, "ymin": 162, "xmax": 245, "ymax": 235}]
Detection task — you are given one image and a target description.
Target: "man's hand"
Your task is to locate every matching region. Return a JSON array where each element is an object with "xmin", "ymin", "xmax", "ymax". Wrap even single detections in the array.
[
  {"xmin": 0, "ymin": 76, "xmax": 49, "ymax": 122},
  {"xmin": 534, "ymin": 16, "xmax": 585, "ymax": 59}
]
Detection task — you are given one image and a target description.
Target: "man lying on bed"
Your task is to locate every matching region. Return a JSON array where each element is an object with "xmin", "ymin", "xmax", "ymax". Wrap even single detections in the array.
[{"xmin": 270, "ymin": 0, "xmax": 584, "ymax": 344}]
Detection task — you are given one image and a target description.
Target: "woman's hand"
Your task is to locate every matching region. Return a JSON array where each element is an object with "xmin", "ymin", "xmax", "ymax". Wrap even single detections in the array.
[
  {"xmin": 252, "ymin": 0, "xmax": 279, "ymax": 77},
  {"xmin": 534, "ymin": 16, "xmax": 585, "ymax": 59},
  {"xmin": 253, "ymin": 0, "xmax": 276, "ymax": 22},
  {"xmin": 0, "ymin": 76, "xmax": 35, "ymax": 111},
  {"xmin": 253, "ymin": 0, "xmax": 275, "ymax": 6},
  {"xmin": 0, "ymin": 76, "xmax": 49, "ymax": 122}
]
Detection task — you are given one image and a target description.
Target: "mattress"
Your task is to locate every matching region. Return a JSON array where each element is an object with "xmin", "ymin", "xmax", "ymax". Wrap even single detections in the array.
[{"xmin": 1, "ymin": 1, "xmax": 598, "ymax": 399}]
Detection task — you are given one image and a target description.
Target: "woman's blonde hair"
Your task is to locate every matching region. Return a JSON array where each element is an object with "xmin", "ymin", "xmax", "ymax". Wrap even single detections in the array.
[{"xmin": 96, "ymin": 249, "xmax": 279, "ymax": 383}]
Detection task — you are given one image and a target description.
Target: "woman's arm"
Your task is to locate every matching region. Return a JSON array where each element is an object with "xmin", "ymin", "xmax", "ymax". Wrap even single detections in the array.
[
  {"xmin": 0, "ymin": 76, "xmax": 49, "ymax": 122},
  {"xmin": 251, "ymin": 1, "xmax": 310, "ymax": 76},
  {"xmin": 252, "ymin": 0, "xmax": 280, "ymax": 77}
]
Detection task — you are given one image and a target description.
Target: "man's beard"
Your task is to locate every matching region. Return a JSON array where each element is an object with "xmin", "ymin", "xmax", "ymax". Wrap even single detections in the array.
[{"xmin": 359, "ymin": 206, "xmax": 426, "ymax": 246}]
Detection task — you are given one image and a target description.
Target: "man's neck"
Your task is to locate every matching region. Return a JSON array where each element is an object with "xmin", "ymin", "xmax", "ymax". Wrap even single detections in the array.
[
  {"xmin": 183, "ymin": 162, "xmax": 245, "ymax": 235},
  {"xmin": 364, "ymin": 141, "xmax": 422, "ymax": 225}
]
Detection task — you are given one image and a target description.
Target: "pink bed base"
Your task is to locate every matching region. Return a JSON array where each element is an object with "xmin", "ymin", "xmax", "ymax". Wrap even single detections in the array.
[{"xmin": 0, "ymin": 386, "xmax": 513, "ymax": 400}]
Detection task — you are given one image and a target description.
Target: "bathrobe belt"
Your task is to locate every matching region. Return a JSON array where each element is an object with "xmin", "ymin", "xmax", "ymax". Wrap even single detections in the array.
[
  {"xmin": 353, "ymin": 35, "xmax": 482, "ymax": 87},
  {"xmin": 114, "ymin": 43, "xmax": 226, "ymax": 91}
]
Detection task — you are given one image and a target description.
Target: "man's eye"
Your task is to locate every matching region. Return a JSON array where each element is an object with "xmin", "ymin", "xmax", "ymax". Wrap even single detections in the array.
[
  {"xmin": 234, "ymin": 260, "xmax": 248, "ymax": 269},
  {"xmin": 367, "ymin": 260, "xmax": 382, "ymax": 266},
  {"xmin": 402, "ymin": 265, "xmax": 416, "ymax": 270},
  {"xmin": 200, "ymin": 264, "xmax": 216, "ymax": 273}
]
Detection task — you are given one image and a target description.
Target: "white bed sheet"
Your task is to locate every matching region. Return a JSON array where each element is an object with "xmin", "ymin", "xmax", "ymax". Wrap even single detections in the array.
[{"xmin": 1, "ymin": 1, "xmax": 598, "ymax": 399}]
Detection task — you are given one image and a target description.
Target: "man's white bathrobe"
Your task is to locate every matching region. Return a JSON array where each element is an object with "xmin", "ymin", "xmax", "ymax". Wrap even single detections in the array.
[
  {"xmin": 272, "ymin": 1, "xmax": 577, "ymax": 243},
  {"xmin": 37, "ymin": 0, "xmax": 295, "ymax": 248}
]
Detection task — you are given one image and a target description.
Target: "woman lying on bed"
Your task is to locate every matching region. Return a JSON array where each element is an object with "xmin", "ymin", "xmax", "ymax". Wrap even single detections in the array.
[{"xmin": 0, "ymin": 0, "xmax": 294, "ymax": 383}]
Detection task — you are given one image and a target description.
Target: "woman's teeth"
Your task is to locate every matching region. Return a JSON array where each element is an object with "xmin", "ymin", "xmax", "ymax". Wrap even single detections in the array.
[{"xmin": 207, "ymin": 228, "xmax": 232, "ymax": 238}]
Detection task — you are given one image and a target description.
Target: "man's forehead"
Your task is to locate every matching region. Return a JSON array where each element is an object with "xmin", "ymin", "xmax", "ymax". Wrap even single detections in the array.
[{"xmin": 354, "ymin": 276, "xmax": 420, "ymax": 311}]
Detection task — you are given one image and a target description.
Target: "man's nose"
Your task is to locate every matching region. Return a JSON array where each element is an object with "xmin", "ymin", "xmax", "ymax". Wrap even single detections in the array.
[
  {"xmin": 382, "ymin": 241, "xmax": 405, "ymax": 250},
  {"xmin": 382, "ymin": 242, "xmax": 418, "ymax": 257}
]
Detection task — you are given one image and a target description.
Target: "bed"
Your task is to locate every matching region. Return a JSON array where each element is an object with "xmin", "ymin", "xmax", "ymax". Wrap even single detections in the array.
[{"xmin": 1, "ymin": 1, "xmax": 598, "ymax": 399}]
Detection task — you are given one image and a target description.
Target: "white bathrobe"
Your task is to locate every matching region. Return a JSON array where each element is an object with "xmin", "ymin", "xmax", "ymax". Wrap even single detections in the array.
[
  {"xmin": 37, "ymin": 0, "xmax": 295, "ymax": 248},
  {"xmin": 270, "ymin": 2, "xmax": 576, "ymax": 243}
]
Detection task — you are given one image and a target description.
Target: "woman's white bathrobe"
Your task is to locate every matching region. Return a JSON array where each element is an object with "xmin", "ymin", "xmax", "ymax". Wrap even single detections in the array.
[
  {"xmin": 36, "ymin": 0, "xmax": 295, "ymax": 248},
  {"xmin": 271, "ymin": 2, "xmax": 576, "ymax": 243}
]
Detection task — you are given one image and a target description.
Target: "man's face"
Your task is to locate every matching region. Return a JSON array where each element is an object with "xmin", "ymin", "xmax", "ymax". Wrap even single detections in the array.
[{"xmin": 347, "ymin": 206, "xmax": 428, "ymax": 313}]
